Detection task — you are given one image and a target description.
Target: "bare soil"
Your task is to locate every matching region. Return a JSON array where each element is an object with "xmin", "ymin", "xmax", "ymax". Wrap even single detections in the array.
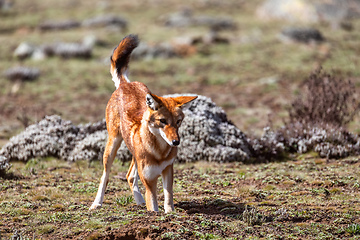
[{"xmin": 1, "ymin": 158, "xmax": 360, "ymax": 239}]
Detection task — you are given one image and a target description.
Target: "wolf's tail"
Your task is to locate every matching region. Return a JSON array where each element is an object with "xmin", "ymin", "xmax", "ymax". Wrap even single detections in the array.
[{"xmin": 110, "ymin": 34, "xmax": 139, "ymax": 89}]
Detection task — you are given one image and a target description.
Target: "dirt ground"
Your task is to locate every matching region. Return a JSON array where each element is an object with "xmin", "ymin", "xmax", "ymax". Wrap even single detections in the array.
[{"xmin": 1, "ymin": 157, "xmax": 360, "ymax": 239}]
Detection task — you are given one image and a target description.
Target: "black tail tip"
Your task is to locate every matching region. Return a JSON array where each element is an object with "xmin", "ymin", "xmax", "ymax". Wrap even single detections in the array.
[
  {"xmin": 111, "ymin": 34, "xmax": 140, "ymax": 63},
  {"xmin": 123, "ymin": 34, "xmax": 139, "ymax": 48}
]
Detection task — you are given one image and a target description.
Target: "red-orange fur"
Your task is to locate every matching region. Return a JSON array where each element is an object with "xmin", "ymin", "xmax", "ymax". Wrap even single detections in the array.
[{"xmin": 90, "ymin": 35, "xmax": 197, "ymax": 212}]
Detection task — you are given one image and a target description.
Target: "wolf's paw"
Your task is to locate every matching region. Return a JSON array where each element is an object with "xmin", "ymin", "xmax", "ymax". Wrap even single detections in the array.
[
  {"xmin": 89, "ymin": 203, "xmax": 102, "ymax": 210},
  {"xmin": 164, "ymin": 205, "xmax": 174, "ymax": 213}
]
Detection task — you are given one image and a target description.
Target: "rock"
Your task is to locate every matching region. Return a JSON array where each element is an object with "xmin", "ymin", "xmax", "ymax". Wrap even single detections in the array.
[
  {"xmin": 256, "ymin": 0, "xmax": 318, "ymax": 23},
  {"xmin": 0, "ymin": 0, "xmax": 13, "ymax": 11},
  {"xmin": 82, "ymin": 15, "xmax": 128, "ymax": 30},
  {"xmin": 163, "ymin": 8, "xmax": 236, "ymax": 30},
  {"xmin": 53, "ymin": 43, "xmax": 92, "ymax": 59},
  {"xmin": 249, "ymin": 122, "xmax": 360, "ymax": 160},
  {"xmin": 0, "ymin": 95, "xmax": 252, "ymax": 166},
  {"xmin": 14, "ymin": 36, "xmax": 95, "ymax": 60},
  {"xmin": 13, "ymin": 42, "xmax": 35, "ymax": 59},
  {"xmin": 0, "ymin": 116, "xmax": 106, "ymax": 163},
  {"xmin": 4, "ymin": 67, "xmax": 40, "ymax": 81},
  {"xmin": 172, "ymin": 94, "xmax": 252, "ymax": 162},
  {"xmin": 316, "ymin": 0, "xmax": 360, "ymax": 20},
  {"xmin": 0, "ymin": 155, "xmax": 10, "ymax": 174},
  {"xmin": 82, "ymin": 35, "xmax": 98, "ymax": 48},
  {"xmin": 201, "ymin": 31, "xmax": 230, "ymax": 44},
  {"xmin": 173, "ymin": 31, "xmax": 230, "ymax": 46},
  {"xmin": 279, "ymin": 27, "xmax": 325, "ymax": 44},
  {"xmin": 316, "ymin": 0, "xmax": 360, "ymax": 28},
  {"xmin": 257, "ymin": 0, "xmax": 360, "ymax": 24},
  {"xmin": 172, "ymin": 36, "xmax": 197, "ymax": 46},
  {"xmin": 31, "ymin": 48, "xmax": 47, "ymax": 61},
  {"xmin": 43, "ymin": 42, "xmax": 92, "ymax": 59},
  {"xmin": 38, "ymin": 20, "xmax": 80, "ymax": 31},
  {"xmin": 193, "ymin": 15, "xmax": 237, "ymax": 31},
  {"xmin": 132, "ymin": 42, "xmax": 178, "ymax": 60},
  {"xmin": 163, "ymin": 8, "xmax": 193, "ymax": 27}
]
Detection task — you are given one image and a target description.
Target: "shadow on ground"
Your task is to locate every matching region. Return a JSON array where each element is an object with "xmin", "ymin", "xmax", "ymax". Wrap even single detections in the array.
[
  {"xmin": 95, "ymin": 198, "xmax": 246, "ymax": 240},
  {"xmin": 176, "ymin": 198, "xmax": 245, "ymax": 217}
]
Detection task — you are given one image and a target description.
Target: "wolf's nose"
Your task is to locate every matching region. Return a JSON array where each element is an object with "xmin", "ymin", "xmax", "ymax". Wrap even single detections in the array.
[{"xmin": 172, "ymin": 140, "xmax": 180, "ymax": 146}]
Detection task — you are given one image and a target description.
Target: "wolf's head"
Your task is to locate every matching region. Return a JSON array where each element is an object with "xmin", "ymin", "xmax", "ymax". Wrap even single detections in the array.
[{"xmin": 145, "ymin": 93, "xmax": 197, "ymax": 147}]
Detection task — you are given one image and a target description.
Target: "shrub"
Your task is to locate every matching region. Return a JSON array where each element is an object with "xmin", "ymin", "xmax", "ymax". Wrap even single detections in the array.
[
  {"xmin": 249, "ymin": 68, "xmax": 360, "ymax": 160},
  {"xmin": 288, "ymin": 68, "xmax": 360, "ymax": 127}
]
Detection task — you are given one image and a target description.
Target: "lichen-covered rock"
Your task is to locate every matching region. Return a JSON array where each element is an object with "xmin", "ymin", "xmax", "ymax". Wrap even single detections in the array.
[
  {"xmin": 192, "ymin": 15, "xmax": 237, "ymax": 31},
  {"xmin": 38, "ymin": 20, "xmax": 80, "ymax": 31},
  {"xmin": 13, "ymin": 42, "xmax": 35, "ymax": 59},
  {"xmin": 4, "ymin": 67, "xmax": 40, "ymax": 81},
  {"xmin": 316, "ymin": 0, "xmax": 360, "ymax": 21},
  {"xmin": 0, "ymin": 95, "xmax": 252, "ymax": 168},
  {"xmin": 256, "ymin": 0, "xmax": 360, "ymax": 24},
  {"xmin": 163, "ymin": 9, "xmax": 236, "ymax": 31},
  {"xmin": 13, "ymin": 35, "xmax": 97, "ymax": 61},
  {"xmin": 279, "ymin": 27, "xmax": 325, "ymax": 44},
  {"xmin": 173, "ymin": 94, "xmax": 252, "ymax": 162},
  {"xmin": 82, "ymin": 15, "xmax": 128, "ymax": 30},
  {"xmin": 172, "ymin": 31, "xmax": 230, "ymax": 46},
  {"xmin": 250, "ymin": 123, "xmax": 360, "ymax": 160},
  {"xmin": 2, "ymin": 94, "xmax": 360, "ymax": 175},
  {"xmin": 69, "ymin": 130, "xmax": 107, "ymax": 161},
  {"xmin": 0, "ymin": 155, "xmax": 10, "ymax": 174},
  {"xmin": 248, "ymin": 127, "xmax": 286, "ymax": 161},
  {"xmin": 0, "ymin": 116, "xmax": 106, "ymax": 162},
  {"xmin": 44, "ymin": 42, "xmax": 92, "ymax": 59},
  {"xmin": 132, "ymin": 42, "xmax": 178, "ymax": 60},
  {"xmin": 256, "ymin": 0, "xmax": 318, "ymax": 23}
]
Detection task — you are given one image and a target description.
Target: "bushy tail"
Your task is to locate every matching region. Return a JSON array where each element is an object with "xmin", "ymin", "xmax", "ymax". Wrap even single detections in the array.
[{"xmin": 110, "ymin": 34, "xmax": 139, "ymax": 88}]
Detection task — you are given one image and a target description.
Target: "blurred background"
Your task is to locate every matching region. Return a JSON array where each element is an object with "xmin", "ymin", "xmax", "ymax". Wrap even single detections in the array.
[{"xmin": 1, "ymin": 0, "xmax": 360, "ymax": 145}]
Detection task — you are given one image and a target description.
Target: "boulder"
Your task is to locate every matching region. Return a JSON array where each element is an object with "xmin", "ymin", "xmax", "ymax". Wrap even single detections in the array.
[
  {"xmin": 0, "ymin": 95, "xmax": 252, "ymax": 167},
  {"xmin": 279, "ymin": 27, "xmax": 325, "ymax": 44},
  {"xmin": 13, "ymin": 42, "xmax": 35, "ymax": 60},
  {"xmin": 38, "ymin": 20, "xmax": 80, "ymax": 31},
  {"xmin": 163, "ymin": 8, "xmax": 236, "ymax": 31},
  {"xmin": 4, "ymin": 66, "xmax": 40, "ymax": 81},
  {"xmin": 256, "ymin": 0, "xmax": 360, "ymax": 24},
  {"xmin": 256, "ymin": 0, "xmax": 318, "ymax": 23},
  {"xmin": 82, "ymin": 15, "xmax": 128, "ymax": 30}
]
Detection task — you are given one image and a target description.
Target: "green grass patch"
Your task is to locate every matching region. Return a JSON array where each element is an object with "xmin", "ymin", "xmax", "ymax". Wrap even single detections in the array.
[{"xmin": 115, "ymin": 195, "xmax": 133, "ymax": 206}]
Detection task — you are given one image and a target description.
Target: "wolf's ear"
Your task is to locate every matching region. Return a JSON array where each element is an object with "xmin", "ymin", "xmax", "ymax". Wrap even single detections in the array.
[
  {"xmin": 146, "ymin": 93, "xmax": 161, "ymax": 111},
  {"xmin": 174, "ymin": 96, "xmax": 198, "ymax": 109}
]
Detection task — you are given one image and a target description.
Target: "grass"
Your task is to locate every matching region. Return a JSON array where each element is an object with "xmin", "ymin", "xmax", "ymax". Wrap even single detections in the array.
[
  {"xmin": 115, "ymin": 195, "xmax": 134, "ymax": 206},
  {"xmin": 346, "ymin": 223, "xmax": 360, "ymax": 235},
  {"xmin": 1, "ymin": 0, "xmax": 360, "ymax": 134},
  {"xmin": 1, "ymin": 155, "xmax": 359, "ymax": 239}
]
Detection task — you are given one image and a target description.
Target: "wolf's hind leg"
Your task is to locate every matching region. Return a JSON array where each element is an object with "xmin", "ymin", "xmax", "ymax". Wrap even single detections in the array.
[{"xmin": 126, "ymin": 157, "xmax": 145, "ymax": 205}]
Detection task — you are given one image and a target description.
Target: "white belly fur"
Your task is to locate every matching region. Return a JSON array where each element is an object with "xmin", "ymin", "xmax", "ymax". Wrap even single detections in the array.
[{"xmin": 142, "ymin": 158, "xmax": 174, "ymax": 181}]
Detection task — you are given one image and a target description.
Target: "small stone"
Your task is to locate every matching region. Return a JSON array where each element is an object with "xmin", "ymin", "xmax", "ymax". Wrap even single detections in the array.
[
  {"xmin": 13, "ymin": 42, "xmax": 35, "ymax": 59},
  {"xmin": 279, "ymin": 27, "xmax": 325, "ymax": 44},
  {"xmin": 4, "ymin": 66, "xmax": 40, "ymax": 81}
]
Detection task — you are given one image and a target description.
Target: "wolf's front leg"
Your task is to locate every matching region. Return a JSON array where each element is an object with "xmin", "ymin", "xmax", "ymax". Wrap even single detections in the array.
[
  {"xmin": 162, "ymin": 164, "xmax": 174, "ymax": 213},
  {"xmin": 142, "ymin": 178, "xmax": 159, "ymax": 211},
  {"xmin": 90, "ymin": 135, "xmax": 122, "ymax": 210}
]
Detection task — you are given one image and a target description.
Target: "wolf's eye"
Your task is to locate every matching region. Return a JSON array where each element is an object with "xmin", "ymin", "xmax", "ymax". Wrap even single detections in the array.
[
  {"xmin": 160, "ymin": 119, "xmax": 167, "ymax": 125},
  {"xmin": 176, "ymin": 119, "xmax": 182, "ymax": 125}
]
